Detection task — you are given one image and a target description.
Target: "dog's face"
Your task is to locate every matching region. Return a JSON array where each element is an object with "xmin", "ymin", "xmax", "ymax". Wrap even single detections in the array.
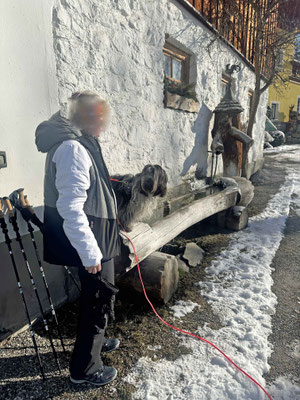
[{"xmin": 140, "ymin": 164, "xmax": 168, "ymax": 197}]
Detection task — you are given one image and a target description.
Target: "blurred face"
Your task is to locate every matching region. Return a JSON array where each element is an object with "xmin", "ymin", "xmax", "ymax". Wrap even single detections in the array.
[{"xmin": 83, "ymin": 101, "xmax": 110, "ymax": 137}]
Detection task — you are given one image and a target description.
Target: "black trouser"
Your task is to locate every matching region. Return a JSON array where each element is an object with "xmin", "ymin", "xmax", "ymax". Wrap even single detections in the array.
[{"xmin": 69, "ymin": 258, "xmax": 115, "ymax": 378}]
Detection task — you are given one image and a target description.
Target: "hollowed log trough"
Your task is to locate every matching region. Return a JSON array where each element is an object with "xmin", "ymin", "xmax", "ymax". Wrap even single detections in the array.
[{"xmin": 115, "ymin": 181, "xmax": 241, "ymax": 279}]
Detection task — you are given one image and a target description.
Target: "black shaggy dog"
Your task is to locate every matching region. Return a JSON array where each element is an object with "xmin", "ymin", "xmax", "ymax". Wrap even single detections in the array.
[{"xmin": 110, "ymin": 164, "xmax": 168, "ymax": 232}]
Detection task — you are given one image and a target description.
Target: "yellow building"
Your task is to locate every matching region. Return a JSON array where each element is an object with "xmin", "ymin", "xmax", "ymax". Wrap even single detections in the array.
[{"xmin": 268, "ymin": 40, "xmax": 300, "ymax": 122}]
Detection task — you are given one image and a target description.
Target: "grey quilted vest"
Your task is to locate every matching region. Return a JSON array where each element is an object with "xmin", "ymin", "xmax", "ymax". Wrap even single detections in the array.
[{"xmin": 35, "ymin": 111, "xmax": 121, "ymax": 267}]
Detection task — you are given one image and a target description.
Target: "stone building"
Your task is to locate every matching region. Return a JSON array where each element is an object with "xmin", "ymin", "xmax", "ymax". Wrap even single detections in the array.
[{"xmin": 0, "ymin": 0, "xmax": 268, "ymax": 337}]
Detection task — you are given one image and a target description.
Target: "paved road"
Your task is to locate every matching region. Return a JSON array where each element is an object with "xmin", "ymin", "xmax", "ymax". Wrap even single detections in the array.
[{"xmin": 251, "ymin": 145, "xmax": 300, "ymax": 392}]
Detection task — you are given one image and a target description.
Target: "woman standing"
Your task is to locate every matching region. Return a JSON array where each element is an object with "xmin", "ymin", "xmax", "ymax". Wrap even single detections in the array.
[{"xmin": 35, "ymin": 90, "xmax": 121, "ymax": 386}]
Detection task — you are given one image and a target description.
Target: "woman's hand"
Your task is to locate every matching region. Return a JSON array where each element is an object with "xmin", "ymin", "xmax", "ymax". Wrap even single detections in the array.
[{"xmin": 85, "ymin": 264, "xmax": 102, "ymax": 274}]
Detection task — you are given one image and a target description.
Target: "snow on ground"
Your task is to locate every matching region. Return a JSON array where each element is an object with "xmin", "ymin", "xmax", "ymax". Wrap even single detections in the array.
[
  {"xmin": 124, "ymin": 147, "xmax": 300, "ymax": 400},
  {"xmin": 264, "ymin": 144, "xmax": 300, "ymax": 154},
  {"xmin": 269, "ymin": 376, "xmax": 300, "ymax": 400},
  {"xmin": 170, "ymin": 300, "xmax": 201, "ymax": 318}
]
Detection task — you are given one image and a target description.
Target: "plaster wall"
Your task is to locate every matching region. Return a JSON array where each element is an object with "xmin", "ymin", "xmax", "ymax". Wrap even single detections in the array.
[
  {"xmin": 268, "ymin": 42, "xmax": 300, "ymax": 122},
  {"xmin": 269, "ymin": 81, "xmax": 300, "ymax": 122},
  {"xmin": 0, "ymin": 0, "xmax": 59, "ymax": 239},
  {"xmin": 52, "ymin": 0, "xmax": 267, "ymax": 185},
  {"xmin": 0, "ymin": 0, "xmax": 69, "ymax": 339}
]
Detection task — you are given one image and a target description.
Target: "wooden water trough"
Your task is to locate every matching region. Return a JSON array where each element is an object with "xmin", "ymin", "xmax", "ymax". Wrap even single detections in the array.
[{"xmin": 114, "ymin": 180, "xmax": 241, "ymax": 291}]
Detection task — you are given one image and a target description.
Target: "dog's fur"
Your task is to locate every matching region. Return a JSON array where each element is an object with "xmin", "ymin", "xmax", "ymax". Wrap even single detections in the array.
[{"xmin": 111, "ymin": 164, "xmax": 168, "ymax": 231}]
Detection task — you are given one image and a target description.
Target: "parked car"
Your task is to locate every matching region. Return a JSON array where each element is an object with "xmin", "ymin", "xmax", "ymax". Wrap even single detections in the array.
[{"xmin": 265, "ymin": 117, "xmax": 286, "ymax": 147}]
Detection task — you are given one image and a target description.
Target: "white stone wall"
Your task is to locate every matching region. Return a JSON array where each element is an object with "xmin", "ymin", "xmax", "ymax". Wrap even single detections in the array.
[
  {"xmin": 0, "ymin": 0, "xmax": 59, "ymax": 241},
  {"xmin": 52, "ymin": 0, "xmax": 267, "ymax": 186},
  {"xmin": 0, "ymin": 0, "xmax": 268, "ymax": 229},
  {"xmin": 0, "ymin": 1, "xmax": 73, "ymax": 335}
]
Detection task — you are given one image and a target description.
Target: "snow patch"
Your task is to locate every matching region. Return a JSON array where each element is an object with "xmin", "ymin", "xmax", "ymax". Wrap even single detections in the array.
[
  {"xmin": 264, "ymin": 144, "xmax": 300, "ymax": 154},
  {"xmin": 268, "ymin": 376, "xmax": 300, "ymax": 400},
  {"xmin": 170, "ymin": 300, "xmax": 201, "ymax": 318},
  {"xmin": 147, "ymin": 345, "xmax": 162, "ymax": 351}
]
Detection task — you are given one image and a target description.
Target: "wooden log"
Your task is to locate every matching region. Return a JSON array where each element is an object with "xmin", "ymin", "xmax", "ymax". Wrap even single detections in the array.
[
  {"xmin": 216, "ymin": 205, "xmax": 249, "ymax": 231},
  {"xmin": 214, "ymin": 176, "xmax": 254, "ymax": 206},
  {"xmin": 116, "ymin": 185, "xmax": 238, "ymax": 274},
  {"xmin": 231, "ymin": 176, "xmax": 254, "ymax": 207},
  {"xmin": 226, "ymin": 206, "xmax": 249, "ymax": 231},
  {"xmin": 118, "ymin": 251, "xmax": 179, "ymax": 304}
]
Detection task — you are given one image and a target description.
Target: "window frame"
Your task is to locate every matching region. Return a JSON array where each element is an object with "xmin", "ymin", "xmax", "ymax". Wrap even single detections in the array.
[
  {"xmin": 163, "ymin": 43, "xmax": 190, "ymax": 83},
  {"xmin": 270, "ymin": 101, "xmax": 280, "ymax": 120},
  {"xmin": 297, "ymin": 96, "xmax": 300, "ymax": 114}
]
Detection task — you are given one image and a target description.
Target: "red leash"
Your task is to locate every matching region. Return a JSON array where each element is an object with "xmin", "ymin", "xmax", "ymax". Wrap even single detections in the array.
[{"xmin": 111, "ymin": 178, "xmax": 272, "ymax": 400}]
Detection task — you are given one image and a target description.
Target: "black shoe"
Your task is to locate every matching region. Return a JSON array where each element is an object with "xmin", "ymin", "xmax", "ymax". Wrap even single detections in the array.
[
  {"xmin": 101, "ymin": 338, "xmax": 120, "ymax": 353},
  {"xmin": 70, "ymin": 365, "xmax": 117, "ymax": 386}
]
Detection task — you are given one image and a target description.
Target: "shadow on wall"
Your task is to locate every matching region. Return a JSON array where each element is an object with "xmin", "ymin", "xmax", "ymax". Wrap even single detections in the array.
[{"xmin": 180, "ymin": 103, "xmax": 212, "ymax": 179}]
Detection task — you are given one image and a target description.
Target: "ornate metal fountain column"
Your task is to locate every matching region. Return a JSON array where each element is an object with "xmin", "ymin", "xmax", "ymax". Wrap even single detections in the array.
[{"xmin": 211, "ymin": 66, "xmax": 253, "ymax": 177}]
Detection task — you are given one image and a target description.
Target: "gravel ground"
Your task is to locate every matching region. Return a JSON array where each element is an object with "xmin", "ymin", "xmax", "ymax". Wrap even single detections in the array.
[{"xmin": 1, "ymin": 145, "xmax": 299, "ymax": 399}]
